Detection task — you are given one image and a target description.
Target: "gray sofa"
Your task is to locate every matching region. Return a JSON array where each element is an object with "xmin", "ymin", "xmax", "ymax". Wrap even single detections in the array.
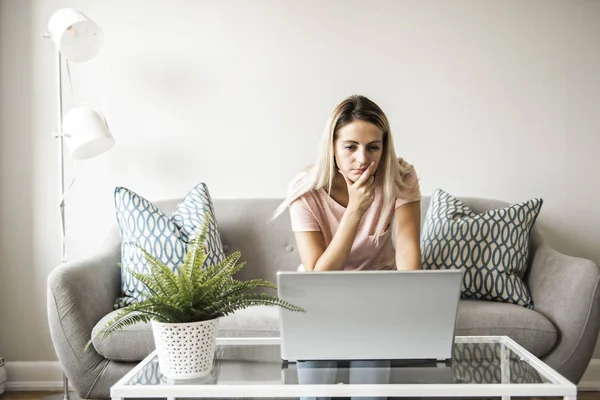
[{"xmin": 47, "ymin": 196, "xmax": 600, "ymax": 399}]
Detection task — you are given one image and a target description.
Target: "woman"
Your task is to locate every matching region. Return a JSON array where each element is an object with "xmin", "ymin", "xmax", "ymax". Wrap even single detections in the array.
[{"xmin": 274, "ymin": 94, "xmax": 422, "ymax": 272}]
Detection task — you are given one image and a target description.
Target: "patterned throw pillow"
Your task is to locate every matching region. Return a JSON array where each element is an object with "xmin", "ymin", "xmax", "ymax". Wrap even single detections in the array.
[
  {"xmin": 113, "ymin": 183, "xmax": 225, "ymax": 309},
  {"xmin": 421, "ymin": 189, "xmax": 543, "ymax": 309}
]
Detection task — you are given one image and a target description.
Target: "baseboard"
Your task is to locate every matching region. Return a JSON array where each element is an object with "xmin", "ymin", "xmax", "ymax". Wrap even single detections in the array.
[
  {"xmin": 4, "ymin": 361, "xmax": 73, "ymax": 391},
  {"xmin": 579, "ymin": 359, "xmax": 600, "ymax": 391}
]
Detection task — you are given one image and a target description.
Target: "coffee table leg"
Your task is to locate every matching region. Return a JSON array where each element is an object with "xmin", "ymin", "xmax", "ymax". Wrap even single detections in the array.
[{"xmin": 501, "ymin": 342, "xmax": 511, "ymax": 400}]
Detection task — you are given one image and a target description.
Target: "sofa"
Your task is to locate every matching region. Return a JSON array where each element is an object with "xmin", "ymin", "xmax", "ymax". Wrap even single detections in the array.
[
  {"xmin": 47, "ymin": 196, "xmax": 600, "ymax": 399},
  {"xmin": 0, "ymin": 356, "xmax": 6, "ymax": 395}
]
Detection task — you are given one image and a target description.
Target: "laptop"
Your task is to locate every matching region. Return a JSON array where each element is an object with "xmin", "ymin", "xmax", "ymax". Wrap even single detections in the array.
[{"xmin": 277, "ymin": 269, "xmax": 463, "ymax": 362}]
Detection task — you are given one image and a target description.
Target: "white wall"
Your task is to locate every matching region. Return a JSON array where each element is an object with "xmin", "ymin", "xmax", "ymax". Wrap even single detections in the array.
[{"xmin": 1, "ymin": 0, "xmax": 599, "ymax": 368}]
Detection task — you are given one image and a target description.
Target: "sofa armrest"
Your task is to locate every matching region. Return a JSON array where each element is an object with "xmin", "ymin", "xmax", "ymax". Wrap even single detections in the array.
[
  {"xmin": 527, "ymin": 243, "xmax": 600, "ymax": 383},
  {"xmin": 47, "ymin": 247, "xmax": 121, "ymax": 398}
]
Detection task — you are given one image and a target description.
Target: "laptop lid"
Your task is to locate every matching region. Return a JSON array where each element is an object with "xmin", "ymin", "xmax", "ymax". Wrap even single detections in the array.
[{"xmin": 277, "ymin": 270, "xmax": 463, "ymax": 362}]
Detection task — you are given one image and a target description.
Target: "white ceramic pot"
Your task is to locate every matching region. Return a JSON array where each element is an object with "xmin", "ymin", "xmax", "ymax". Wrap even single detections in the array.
[{"xmin": 151, "ymin": 318, "xmax": 219, "ymax": 380}]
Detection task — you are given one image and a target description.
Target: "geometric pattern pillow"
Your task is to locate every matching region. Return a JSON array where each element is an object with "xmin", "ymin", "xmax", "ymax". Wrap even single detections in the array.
[
  {"xmin": 421, "ymin": 189, "xmax": 543, "ymax": 309},
  {"xmin": 113, "ymin": 183, "xmax": 225, "ymax": 309}
]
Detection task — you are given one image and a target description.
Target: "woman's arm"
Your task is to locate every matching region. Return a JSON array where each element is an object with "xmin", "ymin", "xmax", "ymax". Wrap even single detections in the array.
[
  {"xmin": 294, "ymin": 163, "xmax": 377, "ymax": 271},
  {"xmin": 294, "ymin": 208, "xmax": 363, "ymax": 271},
  {"xmin": 394, "ymin": 201, "xmax": 422, "ymax": 270}
]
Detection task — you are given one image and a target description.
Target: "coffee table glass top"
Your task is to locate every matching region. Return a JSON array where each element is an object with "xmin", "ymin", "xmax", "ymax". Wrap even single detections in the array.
[{"xmin": 122, "ymin": 337, "xmax": 560, "ymax": 387}]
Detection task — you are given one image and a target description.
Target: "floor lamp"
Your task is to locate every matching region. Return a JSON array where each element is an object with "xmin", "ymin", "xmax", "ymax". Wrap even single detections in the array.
[{"xmin": 44, "ymin": 8, "xmax": 115, "ymax": 400}]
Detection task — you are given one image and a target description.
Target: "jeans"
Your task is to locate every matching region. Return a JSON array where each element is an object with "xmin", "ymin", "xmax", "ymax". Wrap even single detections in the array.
[{"xmin": 297, "ymin": 359, "xmax": 391, "ymax": 400}]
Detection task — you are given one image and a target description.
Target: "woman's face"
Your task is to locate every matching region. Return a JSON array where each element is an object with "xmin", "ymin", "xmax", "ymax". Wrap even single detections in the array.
[{"xmin": 334, "ymin": 120, "xmax": 384, "ymax": 183}]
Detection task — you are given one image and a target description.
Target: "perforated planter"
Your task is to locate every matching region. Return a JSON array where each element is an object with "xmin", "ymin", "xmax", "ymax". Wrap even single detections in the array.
[{"xmin": 151, "ymin": 318, "xmax": 219, "ymax": 380}]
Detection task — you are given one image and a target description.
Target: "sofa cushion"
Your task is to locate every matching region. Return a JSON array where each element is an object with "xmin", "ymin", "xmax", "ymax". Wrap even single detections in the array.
[
  {"xmin": 421, "ymin": 189, "xmax": 543, "ymax": 309},
  {"xmin": 113, "ymin": 182, "xmax": 225, "ymax": 308},
  {"xmin": 93, "ymin": 300, "xmax": 556, "ymax": 362},
  {"xmin": 456, "ymin": 299, "xmax": 557, "ymax": 357},
  {"xmin": 92, "ymin": 306, "xmax": 280, "ymax": 362},
  {"xmin": 216, "ymin": 305, "xmax": 280, "ymax": 337},
  {"xmin": 92, "ymin": 310, "xmax": 154, "ymax": 362}
]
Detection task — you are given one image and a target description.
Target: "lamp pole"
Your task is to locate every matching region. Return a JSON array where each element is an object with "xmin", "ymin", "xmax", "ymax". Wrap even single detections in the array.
[
  {"xmin": 56, "ymin": 48, "xmax": 67, "ymax": 265},
  {"xmin": 43, "ymin": 34, "xmax": 77, "ymax": 400},
  {"xmin": 56, "ymin": 47, "xmax": 71, "ymax": 400}
]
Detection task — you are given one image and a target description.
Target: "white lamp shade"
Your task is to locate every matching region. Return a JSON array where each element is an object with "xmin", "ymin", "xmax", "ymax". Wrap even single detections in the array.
[
  {"xmin": 48, "ymin": 8, "xmax": 104, "ymax": 62},
  {"xmin": 62, "ymin": 106, "xmax": 115, "ymax": 160}
]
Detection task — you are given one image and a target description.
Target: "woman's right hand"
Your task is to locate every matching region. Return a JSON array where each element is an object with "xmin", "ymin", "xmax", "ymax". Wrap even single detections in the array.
[{"xmin": 340, "ymin": 161, "xmax": 377, "ymax": 215}]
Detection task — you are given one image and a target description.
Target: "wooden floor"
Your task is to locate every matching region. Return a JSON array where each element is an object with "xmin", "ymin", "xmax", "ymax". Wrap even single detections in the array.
[
  {"xmin": 1, "ymin": 391, "xmax": 599, "ymax": 400},
  {"xmin": 1, "ymin": 393, "xmax": 63, "ymax": 400}
]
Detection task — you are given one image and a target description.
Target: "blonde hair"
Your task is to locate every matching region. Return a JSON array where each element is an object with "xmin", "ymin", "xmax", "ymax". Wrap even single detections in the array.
[{"xmin": 272, "ymin": 95, "xmax": 415, "ymax": 241}]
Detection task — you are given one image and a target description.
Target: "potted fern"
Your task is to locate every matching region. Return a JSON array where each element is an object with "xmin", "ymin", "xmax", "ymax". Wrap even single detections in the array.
[{"xmin": 90, "ymin": 215, "xmax": 304, "ymax": 380}]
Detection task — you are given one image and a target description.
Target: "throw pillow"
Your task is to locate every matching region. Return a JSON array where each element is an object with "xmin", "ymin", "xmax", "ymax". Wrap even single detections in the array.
[
  {"xmin": 113, "ymin": 183, "xmax": 225, "ymax": 309},
  {"xmin": 420, "ymin": 189, "xmax": 543, "ymax": 309}
]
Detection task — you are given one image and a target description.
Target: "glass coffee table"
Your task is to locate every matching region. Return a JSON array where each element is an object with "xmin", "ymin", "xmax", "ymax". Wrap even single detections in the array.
[{"xmin": 111, "ymin": 336, "xmax": 576, "ymax": 400}]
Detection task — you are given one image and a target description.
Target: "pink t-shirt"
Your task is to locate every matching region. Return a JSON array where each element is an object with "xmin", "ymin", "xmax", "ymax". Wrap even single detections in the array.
[{"xmin": 289, "ymin": 162, "xmax": 421, "ymax": 271}]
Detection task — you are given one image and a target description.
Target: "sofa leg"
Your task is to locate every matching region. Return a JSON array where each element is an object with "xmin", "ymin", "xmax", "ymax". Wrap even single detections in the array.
[{"xmin": 43, "ymin": 374, "xmax": 81, "ymax": 400}]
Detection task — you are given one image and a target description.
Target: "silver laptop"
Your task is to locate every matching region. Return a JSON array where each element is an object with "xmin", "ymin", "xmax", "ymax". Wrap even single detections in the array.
[{"xmin": 277, "ymin": 270, "xmax": 463, "ymax": 362}]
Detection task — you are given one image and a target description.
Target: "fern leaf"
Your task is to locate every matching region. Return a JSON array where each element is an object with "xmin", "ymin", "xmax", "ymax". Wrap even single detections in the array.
[
  {"xmin": 198, "ymin": 251, "xmax": 241, "ymax": 285},
  {"xmin": 127, "ymin": 268, "xmax": 163, "ymax": 298},
  {"xmin": 181, "ymin": 214, "xmax": 210, "ymax": 287},
  {"xmin": 100, "ymin": 312, "xmax": 154, "ymax": 338},
  {"xmin": 84, "ymin": 311, "xmax": 155, "ymax": 352},
  {"xmin": 145, "ymin": 297, "xmax": 193, "ymax": 323},
  {"xmin": 204, "ymin": 293, "xmax": 304, "ymax": 319},
  {"xmin": 219, "ymin": 279, "xmax": 276, "ymax": 299},
  {"xmin": 196, "ymin": 262, "xmax": 245, "ymax": 304},
  {"xmin": 191, "ymin": 213, "xmax": 211, "ymax": 270},
  {"xmin": 132, "ymin": 243, "xmax": 180, "ymax": 294},
  {"xmin": 87, "ymin": 301, "xmax": 171, "ymax": 350}
]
